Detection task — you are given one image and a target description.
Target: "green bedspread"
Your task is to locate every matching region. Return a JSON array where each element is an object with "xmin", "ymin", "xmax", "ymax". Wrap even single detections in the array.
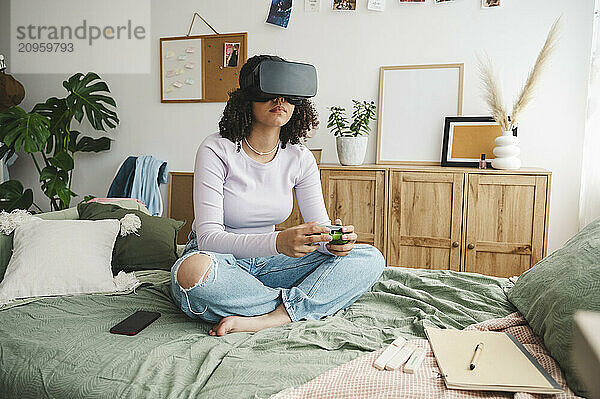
[{"xmin": 0, "ymin": 267, "xmax": 516, "ymax": 399}]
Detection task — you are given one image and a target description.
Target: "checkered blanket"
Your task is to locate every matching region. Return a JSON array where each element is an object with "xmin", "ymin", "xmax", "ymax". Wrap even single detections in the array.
[{"xmin": 270, "ymin": 312, "xmax": 581, "ymax": 399}]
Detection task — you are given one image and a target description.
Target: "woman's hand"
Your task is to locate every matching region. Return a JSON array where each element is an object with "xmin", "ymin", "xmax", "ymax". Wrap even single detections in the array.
[
  {"xmin": 326, "ymin": 218, "xmax": 357, "ymax": 257},
  {"xmin": 276, "ymin": 222, "xmax": 332, "ymax": 258}
]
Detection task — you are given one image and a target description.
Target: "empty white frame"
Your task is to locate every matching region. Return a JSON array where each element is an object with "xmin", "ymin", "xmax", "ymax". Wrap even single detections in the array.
[{"xmin": 376, "ymin": 64, "xmax": 464, "ymax": 165}]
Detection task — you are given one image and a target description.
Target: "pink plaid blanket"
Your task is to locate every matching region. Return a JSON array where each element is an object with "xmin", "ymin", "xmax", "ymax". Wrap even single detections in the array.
[{"xmin": 271, "ymin": 313, "xmax": 581, "ymax": 399}]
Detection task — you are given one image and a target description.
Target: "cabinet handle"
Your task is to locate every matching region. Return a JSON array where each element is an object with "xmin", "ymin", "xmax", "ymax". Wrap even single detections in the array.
[
  {"xmin": 467, "ymin": 243, "xmax": 475, "ymax": 250},
  {"xmin": 452, "ymin": 241, "xmax": 459, "ymax": 248}
]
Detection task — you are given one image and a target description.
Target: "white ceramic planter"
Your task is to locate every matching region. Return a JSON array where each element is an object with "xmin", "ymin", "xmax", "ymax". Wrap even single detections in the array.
[
  {"xmin": 336, "ymin": 136, "xmax": 368, "ymax": 166},
  {"xmin": 491, "ymin": 131, "xmax": 521, "ymax": 170}
]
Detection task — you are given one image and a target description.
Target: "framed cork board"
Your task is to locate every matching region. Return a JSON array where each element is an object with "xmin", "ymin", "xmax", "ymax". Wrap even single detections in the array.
[
  {"xmin": 441, "ymin": 116, "xmax": 502, "ymax": 167},
  {"xmin": 160, "ymin": 32, "xmax": 248, "ymax": 103}
]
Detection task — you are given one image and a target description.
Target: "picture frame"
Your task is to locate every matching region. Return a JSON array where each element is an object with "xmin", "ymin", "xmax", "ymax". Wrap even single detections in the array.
[
  {"xmin": 441, "ymin": 116, "xmax": 502, "ymax": 167},
  {"xmin": 376, "ymin": 64, "xmax": 464, "ymax": 165}
]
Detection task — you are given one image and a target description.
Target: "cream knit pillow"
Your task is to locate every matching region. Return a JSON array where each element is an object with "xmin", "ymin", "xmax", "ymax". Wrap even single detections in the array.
[{"xmin": 0, "ymin": 218, "xmax": 138, "ymax": 306}]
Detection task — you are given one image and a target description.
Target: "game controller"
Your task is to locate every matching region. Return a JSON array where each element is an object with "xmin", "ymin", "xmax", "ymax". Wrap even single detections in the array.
[{"xmin": 307, "ymin": 224, "xmax": 349, "ymax": 245}]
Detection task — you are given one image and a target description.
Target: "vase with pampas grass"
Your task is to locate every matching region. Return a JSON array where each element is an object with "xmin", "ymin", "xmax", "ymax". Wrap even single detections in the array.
[{"xmin": 478, "ymin": 17, "xmax": 561, "ymax": 170}]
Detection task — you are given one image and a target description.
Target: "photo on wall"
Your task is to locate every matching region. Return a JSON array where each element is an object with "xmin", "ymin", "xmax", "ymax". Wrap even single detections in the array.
[
  {"xmin": 398, "ymin": 0, "xmax": 425, "ymax": 3},
  {"xmin": 435, "ymin": 0, "xmax": 455, "ymax": 3},
  {"xmin": 332, "ymin": 0, "xmax": 356, "ymax": 10},
  {"xmin": 266, "ymin": 0, "xmax": 293, "ymax": 28},
  {"xmin": 224, "ymin": 43, "xmax": 240, "ymax": 67},
  {"xmin": 368, "ymin": 0, "xmax": 385, "ymax": 11},
  {"xmin": 305, "ymin": 0, "xmax": 321, "ymax": 12},
  {"xmin": 482, "ymin": 0, "xmax": 501, "ymax": 8}
]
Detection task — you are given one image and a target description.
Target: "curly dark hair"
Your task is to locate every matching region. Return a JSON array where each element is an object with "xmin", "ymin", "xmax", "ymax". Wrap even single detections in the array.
[{"xmin": 218, "ymin": 55, "xmax": 319, "ymax": 152}]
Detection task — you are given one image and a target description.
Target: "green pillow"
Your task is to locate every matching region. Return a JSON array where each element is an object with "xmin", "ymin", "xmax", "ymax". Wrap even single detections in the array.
[
  {"xmin": 507, "ymin": 217, "xmax": 600, "ymax": 397},
  {"xmin": 77, "ymin": 202, "xmax": 185, "ymax": 274}
]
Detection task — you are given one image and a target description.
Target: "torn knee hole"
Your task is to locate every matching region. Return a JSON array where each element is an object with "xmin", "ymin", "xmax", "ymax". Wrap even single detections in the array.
[
  {"xmin": 176, "ymin": 255, "xmax": 213, "ymax": 290},
  {"xmin": 178, "ymin": 265, "xmax": 211, "ymax": 289}
]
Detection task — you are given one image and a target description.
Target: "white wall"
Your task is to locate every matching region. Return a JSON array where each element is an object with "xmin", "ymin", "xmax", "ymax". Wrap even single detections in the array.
[{"xmin": 0, "ymin": 0, "xmax": 594, "ymax": 253}]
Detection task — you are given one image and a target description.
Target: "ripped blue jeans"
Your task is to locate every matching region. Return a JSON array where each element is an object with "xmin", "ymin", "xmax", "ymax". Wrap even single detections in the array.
[{"xmin": 169, "ymin": 231, "xmax": 385, "ymax": 324}]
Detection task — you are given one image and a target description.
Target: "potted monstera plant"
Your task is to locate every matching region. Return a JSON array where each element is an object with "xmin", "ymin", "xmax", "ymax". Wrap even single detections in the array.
[
  {"xmin": 327, "ymin": 100, "xmax": 376, "ymax": 166},
  {"xmin": 0, "ymin": 72, "xmax": 119, "ymax": 212}
]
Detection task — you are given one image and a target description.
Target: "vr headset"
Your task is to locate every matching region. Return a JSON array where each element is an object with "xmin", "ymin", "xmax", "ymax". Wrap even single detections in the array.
[{"xmin": 240, "ymin": 59, "xmax": 318, "ymax": 105}]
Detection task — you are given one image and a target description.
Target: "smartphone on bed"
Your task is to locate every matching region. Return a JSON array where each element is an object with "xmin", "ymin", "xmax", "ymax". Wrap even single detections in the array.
[{"xmin": 109, "ymin": 311, "xmax": 161, "ymax": 336}]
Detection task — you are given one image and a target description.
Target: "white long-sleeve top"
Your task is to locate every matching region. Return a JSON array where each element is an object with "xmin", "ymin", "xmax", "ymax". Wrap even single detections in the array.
[{"xmin": 192, "ymin": 132, "xmax": 334, "ymax": 259}]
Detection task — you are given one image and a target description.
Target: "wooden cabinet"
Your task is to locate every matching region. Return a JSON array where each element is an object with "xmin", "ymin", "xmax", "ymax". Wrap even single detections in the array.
[
  {"xmin": 171, "ymin": 163, "xmax": 550, "ymax": 277},
  {"xmin": 385, "ymin": 168, "xmax": 549, "ymax": 277},
  {"xmin": 276, "ymin": 164, "xmax": 550, "ymax": 278}
]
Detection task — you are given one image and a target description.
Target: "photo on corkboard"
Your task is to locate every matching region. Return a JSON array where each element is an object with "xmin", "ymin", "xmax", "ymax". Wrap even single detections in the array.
[
  {"xmin": 441, "ymin": 116, "xmax": 502, "ymax": 167},
  {"xmin": 224, "ymin": 43, "xmax": 240, "ymax": 67},
  {"xmin": 332, "ymin": 0, "xmax": 356, "ymax": 10}
]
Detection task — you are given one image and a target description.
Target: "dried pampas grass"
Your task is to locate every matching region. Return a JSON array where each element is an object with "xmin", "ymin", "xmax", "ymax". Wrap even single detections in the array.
[
  {"xmin": 478, "ymin": 16, "xmax": 562, "ymax": 131},
  {"xmin": 478, "ymin": 54, "xmax": 510, "ymax": 130}
]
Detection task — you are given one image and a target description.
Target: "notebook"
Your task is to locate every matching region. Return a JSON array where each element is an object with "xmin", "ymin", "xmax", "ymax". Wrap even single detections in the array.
[{"xmin": 425, "ymin": 327, "xmax": 563, "ymax": 394}]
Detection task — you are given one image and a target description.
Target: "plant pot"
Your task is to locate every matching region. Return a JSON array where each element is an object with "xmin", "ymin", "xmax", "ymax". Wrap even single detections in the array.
[
  {"xmin": 491, "ymin": 131, "xmax": 521, "ymax": 170},
  {"xmin": 336, "ymin": 136, "xmax": 368, "ymax": 166}
]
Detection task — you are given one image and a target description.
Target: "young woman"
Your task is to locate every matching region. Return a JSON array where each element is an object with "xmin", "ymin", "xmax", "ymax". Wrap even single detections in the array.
[{"xmin": 169, "ymin": 55, "xmax": 385, "ymax": 336}]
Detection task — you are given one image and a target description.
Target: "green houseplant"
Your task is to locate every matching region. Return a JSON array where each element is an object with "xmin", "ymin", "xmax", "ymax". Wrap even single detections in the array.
[
  {"xmin": 327, "ymin": 100, "xmax": 376, "ymax": 165},
  {"xmin": 0, "ymin": 72, "xmax": 119, "ymax": 212}
]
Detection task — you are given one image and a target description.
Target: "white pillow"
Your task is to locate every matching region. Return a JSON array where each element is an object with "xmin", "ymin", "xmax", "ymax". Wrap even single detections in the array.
[{"xmin": 0, "ymin": 218, "xmax": 137, "ymax": 306}]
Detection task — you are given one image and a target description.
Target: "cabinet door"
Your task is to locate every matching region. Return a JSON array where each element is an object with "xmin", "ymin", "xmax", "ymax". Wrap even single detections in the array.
[
  {"xmin": 387, "ymin": 172, "xmax": 463, "ymax": 271},
  {"xmin": 321, "ymin": 169, "xmax": 386, "ymax": 254},
  {"xmin": 464, "ymin": 174, "xmax": 547, "ymax": 277}
]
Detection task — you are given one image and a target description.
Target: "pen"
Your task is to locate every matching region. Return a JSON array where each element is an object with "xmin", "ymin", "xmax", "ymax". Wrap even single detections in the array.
[{"xmin": 469, "ymin": 342, "xmax": 484, "ymax": 370}]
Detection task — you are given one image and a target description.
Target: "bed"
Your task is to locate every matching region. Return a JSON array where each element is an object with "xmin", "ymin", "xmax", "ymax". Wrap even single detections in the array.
[{"xmin": 0, "ymin": 266, "xmax": 518, "ymax": 398}]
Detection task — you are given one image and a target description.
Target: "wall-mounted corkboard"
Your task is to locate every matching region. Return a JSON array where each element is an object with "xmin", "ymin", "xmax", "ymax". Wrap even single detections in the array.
[{"xmin": 160, "ymin": 32, "xmax": 248, "ymax": 103}]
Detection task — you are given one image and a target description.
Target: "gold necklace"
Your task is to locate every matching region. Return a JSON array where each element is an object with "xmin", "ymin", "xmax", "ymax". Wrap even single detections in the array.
[{"xmin": 244, "ymin": 137, "xmax": 279, "ymax": 155}]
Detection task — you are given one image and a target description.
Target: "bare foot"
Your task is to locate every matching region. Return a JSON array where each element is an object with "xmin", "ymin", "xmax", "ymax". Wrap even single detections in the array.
[{"xmin": 208, "ymin": 304, "xmax": 292, "ymax": 336}]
